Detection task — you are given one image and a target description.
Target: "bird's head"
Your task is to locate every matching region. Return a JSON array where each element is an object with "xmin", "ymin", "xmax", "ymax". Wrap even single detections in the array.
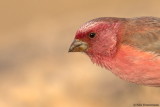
[{"xmin": 69, "ymin": 18, "xmax": 122, "ymax": 57}]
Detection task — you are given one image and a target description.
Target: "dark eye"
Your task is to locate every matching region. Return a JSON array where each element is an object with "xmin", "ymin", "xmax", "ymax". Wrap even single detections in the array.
[{"xmin": 89, "ymin": 33, "xmax": 96, "ymax": 38}]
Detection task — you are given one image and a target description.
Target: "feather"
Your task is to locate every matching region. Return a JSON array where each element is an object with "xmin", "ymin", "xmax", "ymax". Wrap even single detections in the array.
[{"xmin": 121, "ymin": 17, "xmax": 160, "ymax": 54}]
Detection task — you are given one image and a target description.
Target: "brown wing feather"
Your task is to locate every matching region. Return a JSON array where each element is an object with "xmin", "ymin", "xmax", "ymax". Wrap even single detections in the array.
[{"xmin": 121, "ymin": 17, "xmax": 160, "ymax": 54}]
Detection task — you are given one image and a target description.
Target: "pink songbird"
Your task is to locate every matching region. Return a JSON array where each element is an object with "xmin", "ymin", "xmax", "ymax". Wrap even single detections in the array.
[{"xmin": 69, "ymin": 17, "xmax": 160, "ymax": 87}]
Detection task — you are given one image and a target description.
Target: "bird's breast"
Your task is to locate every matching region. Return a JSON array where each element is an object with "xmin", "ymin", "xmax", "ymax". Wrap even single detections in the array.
[{"xmin": 90, "ymin": 45, "xmax": 160, "ymax": 86}]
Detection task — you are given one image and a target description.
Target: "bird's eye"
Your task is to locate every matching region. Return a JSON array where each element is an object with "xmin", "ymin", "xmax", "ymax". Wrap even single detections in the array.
[{"xmin": 89, "ymin": 33, "xmax": 96, "ymax": 38}]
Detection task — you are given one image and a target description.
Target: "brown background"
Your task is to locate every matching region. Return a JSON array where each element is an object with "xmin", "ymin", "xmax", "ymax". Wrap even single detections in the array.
[{"xmin": 0, "ymin": 0, "xmax": 160, "ymax": 107}]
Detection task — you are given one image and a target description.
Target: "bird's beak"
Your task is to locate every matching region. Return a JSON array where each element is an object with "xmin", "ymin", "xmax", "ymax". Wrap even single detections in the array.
[{"xmin": 68, "ymin": 39, "xmax": 88, "ymax": 52}]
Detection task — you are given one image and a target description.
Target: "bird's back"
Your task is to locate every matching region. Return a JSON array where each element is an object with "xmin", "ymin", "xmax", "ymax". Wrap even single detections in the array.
[{"xmin": 121, "ymin": 17, "xmax": 160, "ymax": 54}]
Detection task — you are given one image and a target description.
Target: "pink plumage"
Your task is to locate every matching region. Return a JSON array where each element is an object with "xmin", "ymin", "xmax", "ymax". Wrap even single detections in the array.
[{"xmin": 69, "ymin": 17, "xmax": 160, "ymax": 87}]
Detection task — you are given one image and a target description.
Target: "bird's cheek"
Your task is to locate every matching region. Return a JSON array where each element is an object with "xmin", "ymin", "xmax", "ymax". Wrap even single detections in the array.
[{"xmin": 85, "ymin": 44, "xmax": 97, "ymax": 54}]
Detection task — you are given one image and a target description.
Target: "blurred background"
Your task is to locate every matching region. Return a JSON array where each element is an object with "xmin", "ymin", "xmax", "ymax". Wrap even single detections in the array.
[{"xmin": 0, "ymin": 0, "xmax": 160, "ymax": 107}]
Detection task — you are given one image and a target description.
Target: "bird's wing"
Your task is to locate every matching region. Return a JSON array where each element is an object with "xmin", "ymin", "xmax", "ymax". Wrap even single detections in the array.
[{"xmin": 121, "ymin": 17, "xmax": 160, "ymax": 54}]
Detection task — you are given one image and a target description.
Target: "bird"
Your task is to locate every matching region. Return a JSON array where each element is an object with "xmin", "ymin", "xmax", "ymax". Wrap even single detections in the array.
[{"xmin": 68, "ymin": 16, "xmax": 160, "ymax": 87}]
